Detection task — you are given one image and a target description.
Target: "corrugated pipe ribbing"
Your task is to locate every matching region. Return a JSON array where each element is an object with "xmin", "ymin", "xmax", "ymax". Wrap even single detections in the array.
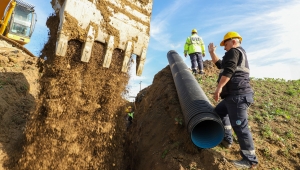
[{"xmin": 167, "ymin": 50, "xmax": 224, "ymax": 149}]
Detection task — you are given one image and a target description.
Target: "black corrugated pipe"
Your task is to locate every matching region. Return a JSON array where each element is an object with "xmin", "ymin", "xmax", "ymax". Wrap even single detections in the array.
[{"xmin": 167, "ymin": 50, "xmax": 224, "ymax": 149}]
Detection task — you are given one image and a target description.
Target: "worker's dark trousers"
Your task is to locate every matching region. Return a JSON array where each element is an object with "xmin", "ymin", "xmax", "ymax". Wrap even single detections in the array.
[
  {"xmin": 215, "ymin": 93, "xmax": 258, "ymax": 165},
  {"xmin": 189, "ymin": 52, "xmax": 203, "ymax": 71},
  {"xmin": 126, "ymin": 116, "xmax": 133, "ymax": 130}
]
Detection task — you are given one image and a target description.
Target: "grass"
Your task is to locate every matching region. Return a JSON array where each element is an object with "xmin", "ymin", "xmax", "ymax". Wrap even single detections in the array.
[
  {"xmin": 161, "ymin": 149, "xmax": 169, "ymax": 158},
  {"xmin": 0, "ymin": 81, "xmax": 3, "ymax": 89},
  {"xmin": 17, "ymin": 83, "xmax": 28, "ymax": 93},
  {"xmin": 261, "ymin": 124, "xmax": 273, "ymax": 139},
  {"xmin": 285, "ymin": 130, "xmax": 295, "ymax": 139},
  {"xmin": 175, "ymin": 117, "xmax": 183, "ymax": 125}
]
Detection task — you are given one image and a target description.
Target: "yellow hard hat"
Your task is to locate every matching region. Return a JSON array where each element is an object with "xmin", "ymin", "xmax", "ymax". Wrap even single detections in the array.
[
  {"xmin": 191, "ymin": 29, "xmax": 197, "ymax": 33},
  {"xmin": 220, "ymin": 31, "xmax": 243, "ymax": 46}
]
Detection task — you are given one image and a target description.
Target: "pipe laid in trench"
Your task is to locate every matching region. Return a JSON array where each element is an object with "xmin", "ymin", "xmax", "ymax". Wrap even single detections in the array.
[{"xmin": 167, "ymin": 50, "xmax": 224, "ymax": 149}]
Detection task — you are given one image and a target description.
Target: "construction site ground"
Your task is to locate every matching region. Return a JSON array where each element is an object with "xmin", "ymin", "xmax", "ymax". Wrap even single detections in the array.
[{"xmin": 0, "ymin": 15, "xmax": 300, "ymax": 170}]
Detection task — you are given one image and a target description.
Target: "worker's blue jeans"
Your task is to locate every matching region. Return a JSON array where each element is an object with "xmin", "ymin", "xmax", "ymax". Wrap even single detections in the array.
[
  {"xmin": 189, "ymin": 52, "xmax": 203, "ymax": 71},
  {"xmin": 214, "ymin": 93, "xmax": 258, "ymax": 165}
]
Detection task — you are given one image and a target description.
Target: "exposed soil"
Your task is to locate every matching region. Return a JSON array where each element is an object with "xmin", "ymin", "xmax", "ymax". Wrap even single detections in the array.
[
  {"xmin": 127, "ymin": 64, "xmax": 235, "ymax": 170},
  {"xmin": 17, "ymin": 13, "xmax": 130, "ymax": 169},
  {"xmin": 0, "ymin": 44, "xmax": 39, "ymax": 170}
]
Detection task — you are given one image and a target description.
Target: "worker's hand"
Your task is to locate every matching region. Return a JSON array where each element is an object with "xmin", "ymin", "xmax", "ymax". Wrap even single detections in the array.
[
  {"xmin": 184, "ymin": 53, "xmax": 187, "ymax": 57},
  {"xmin": 214, "ymin": 86, "xmax": 222, "ymax": 102},
  {"xmin": 202, "ymin": 53, "xmax": 205, "ymax": 57},
  {"xmin": 208, "ymin": 43, "xmax": 216, "ymax": 53}
]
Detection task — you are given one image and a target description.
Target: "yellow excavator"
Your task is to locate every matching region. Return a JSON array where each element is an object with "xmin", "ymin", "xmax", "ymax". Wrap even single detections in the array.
[{"xmin": 0, "ymin": 0, "xmax": 37, "ymax": 45}]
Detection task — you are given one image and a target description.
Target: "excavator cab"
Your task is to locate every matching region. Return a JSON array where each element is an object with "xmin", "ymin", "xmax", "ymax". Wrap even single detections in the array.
[
  {"xmin": 7, "ymin": 1, "xmax": 37, "ymax": 44},
  {"xmin": 0, "ymin": 0, "xmax": 37, "ymax": 45},
  {"xmin": 52, "ymin": 0, "xmax": 153, "ymax": 76}
]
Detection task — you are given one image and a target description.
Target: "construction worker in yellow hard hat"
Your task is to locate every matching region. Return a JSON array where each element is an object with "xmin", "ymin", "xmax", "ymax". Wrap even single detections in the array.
[
  {"xmin": 125, "ymin": 105, "xmax": 134, "ymax": 130},
  {"xmin": 207, "ymin": 31, "xmax": 258, "ymax": 168},
  {"xmin": 219, "ymin": 31, "xmax": 243, "ymax": 47},
  {"xmin": 125, "ymin": 106, "xmax": 132, "ymax": 113},
  {"xmin": 184, "ymin": 28, "xmax": 206, "ymax": 75}
]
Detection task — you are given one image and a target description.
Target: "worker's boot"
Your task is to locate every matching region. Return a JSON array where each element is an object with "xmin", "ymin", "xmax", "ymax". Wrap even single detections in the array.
[
  {"xmin": 232, "ymin": 159, "xmax": 257, "ymax": 169},
  {"xmin": 192, "ymin": 69, "xmax": 197, "ymax": 74},
  {"xmin": 220, "ymin": 139, "xmax": 232, "ymax": 148}
]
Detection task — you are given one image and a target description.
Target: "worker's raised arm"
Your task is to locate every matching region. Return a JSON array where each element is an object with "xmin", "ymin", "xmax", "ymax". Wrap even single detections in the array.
[{"xmin": 208, "ymin": 43, "xmax": 219, "ymax": 64}]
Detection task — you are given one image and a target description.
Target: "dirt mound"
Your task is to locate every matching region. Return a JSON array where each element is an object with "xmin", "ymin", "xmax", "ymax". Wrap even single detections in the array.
[
  {"xmin": 127, "ymin": 63, "xmax": 236, "ymax": 170},
  {"xmin": 15, "ymin": 14, "xmax": 130, "ymax": 169},
  {"xmin": 0, "ymin": 44, "xmax": 39, "ymax": 169}
]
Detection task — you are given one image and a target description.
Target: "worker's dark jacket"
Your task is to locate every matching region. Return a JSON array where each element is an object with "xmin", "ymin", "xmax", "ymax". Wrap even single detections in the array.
[{"xmin": 215, "ymin": 47, "xmax": 253, "ymax": 98}]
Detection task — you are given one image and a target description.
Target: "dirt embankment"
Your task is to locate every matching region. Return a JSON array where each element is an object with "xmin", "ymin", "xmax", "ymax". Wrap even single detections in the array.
[
  {"xmin": 126, "ymin": 63, "xmax": 236, "ymax": 170},
  {"xmin": 14, "ymin": 13, "xmax": 131, "ymax": 169},
  {"xmin": 0, "ymin": 43, "xmax": 39, "ymax": 169}
]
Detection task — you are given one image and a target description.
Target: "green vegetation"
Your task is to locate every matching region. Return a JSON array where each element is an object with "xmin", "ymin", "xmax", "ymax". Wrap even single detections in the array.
[
  {"xmin": 0, "ymin": 81, "xmax": 4, "ymax": 89},
  {"xmin": 161, "ymin": 149, "xmax": 169, "ymax": 158},
  {"xmin": 17, "ymin": 83, "xmax": 28, "ymax": 93},
  {"xmin": 175, "ymin": 117, "xmax": 183, "ymax": 125},
  {"xmin": 261, "ymin": 124, "xmax": 273, "ymax": 139}
]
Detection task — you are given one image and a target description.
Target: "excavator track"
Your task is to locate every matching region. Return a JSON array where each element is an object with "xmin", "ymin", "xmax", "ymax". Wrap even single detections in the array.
[{"xmin": 0, "ymin": 35, "xmax": 36, "ymax": 58}]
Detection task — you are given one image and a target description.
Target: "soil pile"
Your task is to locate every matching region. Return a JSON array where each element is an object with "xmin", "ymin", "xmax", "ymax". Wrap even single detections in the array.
[
  {"xmin": 0, "ymin": 43, "xmax": 39, "ymax": 169},
  {"xmin": 16, "ymin": 14, "xmax": 130, "ymax": 169},
  {"xmin": 127, "ymin": 62, "xmax": 236, "ymax": 170}
]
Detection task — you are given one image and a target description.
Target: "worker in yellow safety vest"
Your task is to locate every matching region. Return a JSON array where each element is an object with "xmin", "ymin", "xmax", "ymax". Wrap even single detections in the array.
[
  {"xmin": 125, "ymin": 106, "xmax": 134, "ymax": 130},
  {"xmin": 184, "ymin": 29, "xmax": 206, "ymax": 74}
]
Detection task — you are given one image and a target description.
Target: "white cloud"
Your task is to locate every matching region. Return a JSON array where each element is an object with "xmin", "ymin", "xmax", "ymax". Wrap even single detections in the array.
[
  {"xmin": 149, "ymin": 0, "xmax": 192, "ymax": 51},
  {"xmin": 251, "ymin": 63, "xmax": 300, "ymax": 80},
  {"xmin": 200, "ymin": 1, "xmax": 300, "ymax": 80},
  {"xmin": 246, "ymin": 1, "xmax": 300, "ymax": 80}
]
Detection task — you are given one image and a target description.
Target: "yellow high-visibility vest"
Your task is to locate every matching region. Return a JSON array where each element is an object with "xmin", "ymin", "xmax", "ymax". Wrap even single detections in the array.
[
  {"xmin": 184, "ymin": 34, "xmax": 205, "ymax": 55},
  {"xmin": 128, "ymin": 112, "xmax": 134, "ymax": 119}
]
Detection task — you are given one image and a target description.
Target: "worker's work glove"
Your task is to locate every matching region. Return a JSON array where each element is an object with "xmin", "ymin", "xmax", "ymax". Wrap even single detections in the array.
[
  {"xmin": 208, "ymin": 43, "xmax": 216, "ymax": 53},
  {"xmin": 184, "ymin": 53, "xmax": 187, "ymax": 57},
  {"xmin": 202, "ymin": 53, "xmax": 205, "ymax": 57}
]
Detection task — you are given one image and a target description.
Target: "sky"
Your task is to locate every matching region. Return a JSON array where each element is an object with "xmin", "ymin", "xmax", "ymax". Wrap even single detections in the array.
[{"xmin": 24, "ymin": 0, "xmax": 300, "ymax": 100}]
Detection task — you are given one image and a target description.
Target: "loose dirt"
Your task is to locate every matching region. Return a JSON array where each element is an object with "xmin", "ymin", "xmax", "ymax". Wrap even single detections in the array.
[
  {"xmin": 16, "ymin": 13, "xmax": 130, "ymax": 169},
  {"xmin": 0, "ymin": 43, "xmax": 39, "ymax": 169}
]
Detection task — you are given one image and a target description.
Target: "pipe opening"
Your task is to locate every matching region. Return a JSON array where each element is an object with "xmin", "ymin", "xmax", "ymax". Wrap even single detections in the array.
[{"xmin": 191, "ymin": 120, "xmax": 224, "ymax": 149}]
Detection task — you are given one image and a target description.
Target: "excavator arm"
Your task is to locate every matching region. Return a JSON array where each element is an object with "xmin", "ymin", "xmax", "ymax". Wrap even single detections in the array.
[
  {"xmin": 51, "ymin": 0, "xmax": 153, "ymax": 76},
  {"xmin": 0, "ymin": 0, "xmax": 17, "ymax": 35}
]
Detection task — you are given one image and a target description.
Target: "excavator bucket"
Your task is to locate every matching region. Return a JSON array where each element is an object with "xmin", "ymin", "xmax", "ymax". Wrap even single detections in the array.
[{"xmin": 51, "ymin": 0, "xmax": 153, "ymax": 76}]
